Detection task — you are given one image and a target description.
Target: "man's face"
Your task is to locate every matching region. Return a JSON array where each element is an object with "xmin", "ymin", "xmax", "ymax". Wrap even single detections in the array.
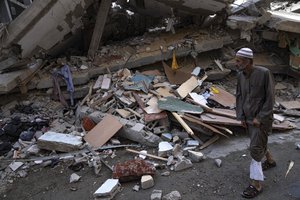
[{"xmin": 235, "ymin": 56, "xmax": 250, "ymax": 72}]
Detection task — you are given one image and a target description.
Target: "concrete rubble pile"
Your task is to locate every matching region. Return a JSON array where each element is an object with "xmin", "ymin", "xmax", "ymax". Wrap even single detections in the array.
[{"xmin": 0, "ymin": 0, "xmax": 299, "ymax": 199}]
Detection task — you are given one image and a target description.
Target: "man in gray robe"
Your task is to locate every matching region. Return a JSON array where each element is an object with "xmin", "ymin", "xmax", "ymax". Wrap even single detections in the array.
[{"xmin": 235, "ymin": 48, "xmax": 276, "ymax": 198}]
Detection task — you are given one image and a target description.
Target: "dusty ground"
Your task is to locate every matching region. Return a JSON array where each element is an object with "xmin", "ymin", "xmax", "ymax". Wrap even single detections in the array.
[{"xmin": 1, "ymin": 127, "xmax": 300, "ymax": 200}]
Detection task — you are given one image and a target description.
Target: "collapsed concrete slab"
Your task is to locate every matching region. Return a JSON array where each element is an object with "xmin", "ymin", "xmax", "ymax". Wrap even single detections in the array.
[
  {"xmin": 2, "ymin": 0, "xmax": 93, "ymax": 58},
  {"xmin": 267, "ymin": 11, "xmax": 300, "ymax": 34}
]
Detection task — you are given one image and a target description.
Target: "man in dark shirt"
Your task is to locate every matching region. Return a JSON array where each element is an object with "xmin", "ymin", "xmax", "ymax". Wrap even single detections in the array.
[{"xmin": 235, "ymin": 48, "xmax": 276, "ymax": 198}]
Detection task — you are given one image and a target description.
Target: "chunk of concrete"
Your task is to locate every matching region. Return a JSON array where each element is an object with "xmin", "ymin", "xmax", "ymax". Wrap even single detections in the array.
[
  {"xmin": 188, "ymin": 150, "xmax": 204, "ymax": 163},
  {"xmin": 26, "ymin": 144, "xmax": 40, "ymax": 155},
  {"xmin": 9, "ymin": 161, "xmax": 24, "ymax": 171},
  {"xmin": 174, "ymin": 157, "xmax": 193, "ymax": 171},
  {"xmin": 94, "ymin": 179, "xmax": 120, "ymax": 198},
  {"xmin": 186, "ymin": 140, "xmax": 200, "ymax": 147},
  {"xmin": 141, "ymin": 175, "xmax": 154, "ymax": 189},
  {"xmin": 158, "ymin": 142, "xmax": 173, "ymax": 157},
  {"xmin": 215, "ymin": 159, "xmax": 222, "ymax": 168},
  {"xmin": 131, "ymin": 123, "xmax": 145, "ymax": 132},
  {"xmin": 151, "ymin": 189, "xmax": 163, "ymax": 200},
  {"xmin": 70, "ymin": 173, "xmax": 81, "ymax": 183},
  {"xmin": 161, "ymin": 133, "xmax": 172, "ymax": 142},
  {"xmin": 162, "ymin": 191, "xmax": 181, "ymax": 200},
  {"xmin": 37, "ymin": 131, "xmax": 83, "ymax": 152}
]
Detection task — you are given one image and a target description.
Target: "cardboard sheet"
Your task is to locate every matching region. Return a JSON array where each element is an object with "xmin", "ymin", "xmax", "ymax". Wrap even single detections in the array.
[{"xmin": 84, "ymin": 114, "xmax": 123, "ymax": 147}]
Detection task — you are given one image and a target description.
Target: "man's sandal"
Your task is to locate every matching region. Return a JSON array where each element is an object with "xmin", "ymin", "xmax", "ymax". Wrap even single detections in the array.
[
  {"xmin": 241, "ymin": 185, "xmax": 263, "ymax": 198},
  {"xmin": 262, "ymin": 160, "xmax": 276, "ymax": 171}
]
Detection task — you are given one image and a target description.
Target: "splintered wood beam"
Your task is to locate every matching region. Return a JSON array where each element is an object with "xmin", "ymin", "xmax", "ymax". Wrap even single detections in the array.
[
  {"xmin": 199, "ymin": 135, "xmax": 219, "ymax": 150},
  {"xmin": 88, "ymin": 0, "xmax": 112, "ymax": 58},
  {"xmin": 172, "ymin": 112, "xmax": 194, "ymax": 136},
  {"xmin": 183, "ymin": 114, "xmax": 229, "ymax": 138}
]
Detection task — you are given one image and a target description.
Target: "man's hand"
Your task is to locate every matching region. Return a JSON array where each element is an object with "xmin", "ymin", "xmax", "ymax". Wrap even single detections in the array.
[
  {"xmin": 253, "ymin": 118, "xmax": 261, "ymax": 127},
  {"xmin": 241, "ymin": 120, "xmax": 247, "ymax": 128}
]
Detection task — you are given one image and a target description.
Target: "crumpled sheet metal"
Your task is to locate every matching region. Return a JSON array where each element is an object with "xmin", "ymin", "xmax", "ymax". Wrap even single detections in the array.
[{"xmin": 112, "ymin": 159, "xmax": 156, "ymax": 182}]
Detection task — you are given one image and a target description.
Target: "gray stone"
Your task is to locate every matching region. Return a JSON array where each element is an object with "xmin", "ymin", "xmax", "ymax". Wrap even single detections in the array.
[
  {"xmin": 186, "ymin": 140, "xmax": 199, "ymax": 147},
  {"xmin": 174, "ymin": 157, "xmax": 193, "ymax": 171},
  {"xmin": 188, "ymin": 150, "xmax": 204, "ymax": 163},
  {"xmin": 70, "ymin": 173, "xmax": 81, "ymax": 183},
  {"xmin": 158, "ymin": 142, "xmax": 173, "ymax": 157},
  {"xmin": 37, "ymin": 131, "xmax": 83, "ymax": 152},
  {"xmin": 26, "ymin": 144, "xmax": 40, "ymax": 155},
  {"xmin": 161, "ymin": 133, "xmax": 172, "ymax": 142},
  {"xmin": 88, "ymin": 111, "xmax": 105, "ymax": 124},
  {"xmin": 172, "ymin": 144, "xmax": 182, "ymax": 158},
  {"xmin": 162, "ymin": 191, "xmax": 181, "ymax": 200},
  {"xmin": 141, "ymin": 175, "xmax": 154, "ymax": 189},
  {"xmin": 17, "ymin": 170, "xmax": 28, "ymax": 178},
  {"xmin": 132, "ymin": 184, "xmax": 140, "ymax": 192},
  {"xmin": 9, "ymin": 162, "xmax": 24, "ymax": 171},
  {"xmin": 215, "ymin": 159, "xmax": 222, "ymax": 168},
  {"xmin": 151, "ymin": 189, "xmax": 163, "ymax": 200},
  {"xmin": 167, "ymin": 156, "xmax": 175, "ymax": 166},
  {"xmin": 131, "ymin": 123, "xmax": 145, "ymax": 132}
]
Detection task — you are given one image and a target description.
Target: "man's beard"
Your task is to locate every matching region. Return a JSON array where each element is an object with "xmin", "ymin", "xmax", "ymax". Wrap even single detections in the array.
[{"xmin": 236, "ymin": 64, "xmax": 246, "ymax": 72}]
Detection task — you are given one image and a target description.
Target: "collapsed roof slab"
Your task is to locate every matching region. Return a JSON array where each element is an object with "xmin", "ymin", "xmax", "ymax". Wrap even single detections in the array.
[
  {"xmin": 2, "ymin": 0, "xmax": 93, "ymax": 58},
  {"xmin": 117, "ymin": 0, "xmax": 230, "ymax": 17},
  {"xmin": 33, "ymin": 30, "xmax": 233, "ymax": 91},
  {"xmin": 267, "ymin": 11, "xmax": 300, "ymax": 34}
]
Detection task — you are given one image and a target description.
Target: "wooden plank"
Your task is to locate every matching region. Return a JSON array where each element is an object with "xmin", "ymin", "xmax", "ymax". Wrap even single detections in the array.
[
  {"xmin": 88, "ymin": 0, "xmax": 112, "ymax": 58},
  {"xmin": 84, "ymin": 114, "xmax": 123, "ymax": 148},
  {"xmin": 183, "ymin": 114, "xmax": 229, "ymax": 138},
  {"xmin": 176, "ymin": 76, "xmax": 198, "ymax": 99},
  {"xmin": 172, "ymin": 112, "xmax": 194, "ymax": 136},
  {"xmin": 199, "ymin": 135, "xmax": 219, "ymax": 150},
  {"xmin": 208, "ymin": 86, "xmax": 236, "ymax": 108},
  {"xmin": 201, "ymin": 113, "xmax": 297, "ymax": 130},
  {"xmin": 280, "ymin": 101, "xmax": 300, "ymax": 110},
  {"xmin": 115, "ymin": 109, "xmax": 131, "ymax": 118}
]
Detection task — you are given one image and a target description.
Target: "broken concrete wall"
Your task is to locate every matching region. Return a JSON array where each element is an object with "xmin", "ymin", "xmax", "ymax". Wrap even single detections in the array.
[{"xmin": 2, "ymin": 0, "xmax": 93, "ymax": 58}]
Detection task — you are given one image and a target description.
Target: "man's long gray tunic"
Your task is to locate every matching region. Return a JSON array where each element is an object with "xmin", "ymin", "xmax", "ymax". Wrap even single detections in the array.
[{"xmin": 236, "ymin": 66, "xmax": 274, "ymax": 161}]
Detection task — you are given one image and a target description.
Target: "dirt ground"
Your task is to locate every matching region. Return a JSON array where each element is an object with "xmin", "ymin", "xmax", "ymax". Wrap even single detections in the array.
[{"xmin": 1, "ymin": 127, "xmax": 300, "ymax": 200}]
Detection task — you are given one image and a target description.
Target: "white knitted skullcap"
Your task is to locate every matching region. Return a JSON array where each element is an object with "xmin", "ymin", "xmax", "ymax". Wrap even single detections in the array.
[{"xmin": 236, "ymin": 48, "xmax": 253, "ymax": 59}]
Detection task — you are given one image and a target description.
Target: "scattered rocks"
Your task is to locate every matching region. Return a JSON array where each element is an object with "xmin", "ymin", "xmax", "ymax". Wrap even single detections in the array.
[
  {"xmin": 70, "ymin": 173, "xmax": 81, "ymax": 183},
  {"xmin": 188, "ymin": 150, "xmax": 204, "ymax": 163},
  {"xmin": 162, "ymin": 190, "xmax": 181, "ymax": 200},
  {"xmin": 151, "ymin": 189, "xmax": 163, "ymax": 200},
  {"xmin": 215, "ymin": 159, "xmax": 222, "ymax": 168},
  {"xmin": 174, "ymin": 157, "xmax": 193, "ymax": 171}
]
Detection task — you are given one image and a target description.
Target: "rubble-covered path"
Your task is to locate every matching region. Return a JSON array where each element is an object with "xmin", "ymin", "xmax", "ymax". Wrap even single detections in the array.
[{"xmin": 2, "ymin": 129, "xmax": 300, "ymax": 200}]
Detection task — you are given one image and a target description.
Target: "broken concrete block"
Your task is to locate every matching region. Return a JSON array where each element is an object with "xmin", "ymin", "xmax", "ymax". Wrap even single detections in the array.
[
  {"xmin": 9, "ymin": 161, "xmax": 24, "ymax": 171},
  {"xmin": 174, "ymin": 157, "xmax": 193, "ymax": 171},
  {"xmin": 167, "ymin": 156, "xmax": 175, "ymax": 166},
  {"xmin": 131, "ymin": 123, "xmax": 145, "ymax": 132},
  {"xmin": 141, "ymin": 175, "xmax": 154, "ymax": 189},
  {"xmin": 112, "ymin": 160, "xmax": 156, "ymax": 182},
  {"xmin": 188, "ymin": 150, "xmax": 204, "ymax": 163},
  {"xmin": 94, "ymin": 179, "xmax": 120, "ymax": 199},
  {"xmin": 88, "ymin": 111, "xmax": 105, "ymax": 123},
  {"xmin": 215, "ymin": 159, "xmax": 222, "ymax": 168},
  {"xmin": 172, "ymin": 136, "xmax": 180, "ymax": 143},
  {"xmin": 161, "ymin": 133, "xmax": 172, "ymax": 142},
  {"xmin": 154, "ymin": 126, "xmax": 168, "ymax": 134},
  {"xmin": 38, "ymin": 132, "xmax": 82, "ymax": 152},
  {"xmin": 132, "ymin": 184, "xmax": 140, "ymax": 192},
  {"xmin": 70, "ymin": 173, "xmax": 81, "ymax": 183},
  {"xmin": 151, "ymin": 189, "xmax": 163, "ymax": 200},
  {"xmin": 101, "ymin": 74, "xmax": 111, "ymax": 90},
  {"xmin": 93, "ymin": 75, "xmax": 104, "ymax": 90},
  {"xmin": 26, "ymin": 144, "xmax": 40, "ymax": 155},
  {"xmin": 162, "ymin": 191, "xmax": 181, "ymax": 200},
  {"xmin": 158, "ymin": 142, "xmax": 173, "ymax": 157},
  {"xmin": 119, "ymin": 128, "xmax": 162, "ymax": 147},
  {"xmin": 186, "ymin": 140, "xmax": 199, "ymax": 147}
]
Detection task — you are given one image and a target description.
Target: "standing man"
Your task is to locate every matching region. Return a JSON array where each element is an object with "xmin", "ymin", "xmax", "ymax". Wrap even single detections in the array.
[{"xmin": 235, "ymin": 48, "xmax": 277, "ymax": 198}]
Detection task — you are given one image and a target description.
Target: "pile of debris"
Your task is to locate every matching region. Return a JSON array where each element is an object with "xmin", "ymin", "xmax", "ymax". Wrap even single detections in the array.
[{"xmin": 1, "ymin": 56, "xmax": 298, "ymax": 198}]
